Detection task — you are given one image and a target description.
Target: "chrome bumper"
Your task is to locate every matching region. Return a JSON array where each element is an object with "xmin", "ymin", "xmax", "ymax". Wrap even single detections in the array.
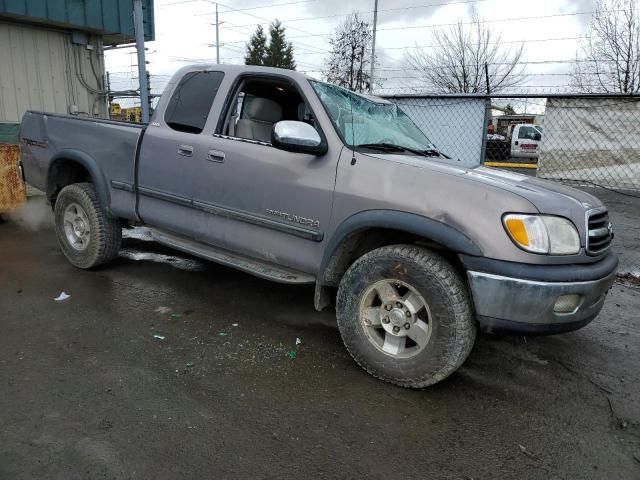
[{"xmin": 467, "ymin": 269, "xmax": 617, "ymax": 334}]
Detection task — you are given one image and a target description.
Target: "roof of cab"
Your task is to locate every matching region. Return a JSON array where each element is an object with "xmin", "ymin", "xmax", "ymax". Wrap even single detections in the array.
[{"xmin": 169, "ymin": 64, "xmax": 313, "ymax": 84}]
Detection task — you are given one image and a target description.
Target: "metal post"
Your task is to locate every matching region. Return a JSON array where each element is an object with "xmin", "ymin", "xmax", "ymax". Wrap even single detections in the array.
[
  {"xmin": 146, "ymin": 70, "xmax": 152, "ymax": 116},
  {"xmin": 215, "ymin": 3, "xmax": 220, "ymax": 64},
  {"xmin": 133, "ymin": 0, "xmax": 150, "ymax": 123},
  {"xmin": 484, "ymin": 62, "xmax": 491, "ymax": 94},
  {"xmin": 106, "ymin": 71, "xmax": 111, "ymax": 119},
  {"xmin": 369, "ymin": 0, "xmax": 378, "ymax": 94}
]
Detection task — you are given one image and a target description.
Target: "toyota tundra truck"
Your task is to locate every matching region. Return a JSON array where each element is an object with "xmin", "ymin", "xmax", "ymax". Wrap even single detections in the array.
[{"xmin": 19, "ymin": 65, "xmax": 618, "ymax": 388}]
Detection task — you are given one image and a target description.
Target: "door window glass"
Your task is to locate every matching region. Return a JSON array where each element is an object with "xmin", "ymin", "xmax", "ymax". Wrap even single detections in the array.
[
  {"xmin": 222, "ymin": 77, "xmax": 319, "ymax": 142},
  {"xmin": 518, "ymin": 126, "xmax": 538, "ymax": 140},
  {"xmin": 165, "ymin": 71, "xmax": 224, "ymax": 134}
]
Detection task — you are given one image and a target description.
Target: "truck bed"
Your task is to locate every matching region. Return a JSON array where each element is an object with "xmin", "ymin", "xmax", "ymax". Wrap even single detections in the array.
[{"xmin": 19, "ymin": 111, "xmax": 145, "ymax": 220}]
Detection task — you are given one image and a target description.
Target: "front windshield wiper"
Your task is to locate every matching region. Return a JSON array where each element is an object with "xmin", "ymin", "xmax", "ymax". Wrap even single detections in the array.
[
  {"xmin": 356, "ymin": 142, "xmax": 406, "ymax": 152},
  {"xmin": 422, "ymin": 149, "xmax": 450, "ymax": 159},
  {"xmin": 356, "ymin": 142, "xmax": 445, "ymax": 158}
]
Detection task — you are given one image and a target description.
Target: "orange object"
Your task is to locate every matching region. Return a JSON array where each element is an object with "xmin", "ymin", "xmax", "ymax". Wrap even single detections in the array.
[
  {"xmin": 0, "ymin": 144, "xmax": 26, "ymax": 213},
  {"xmin": 505, "ymin": 217, "xmax": 530, "ymax": 246}
]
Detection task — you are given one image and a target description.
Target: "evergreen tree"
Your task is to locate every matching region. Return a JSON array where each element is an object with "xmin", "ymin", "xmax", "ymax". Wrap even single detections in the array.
[
  {"xmin": 503, "ymin": 103, "xmax": 517, "ymax": 115},
  {"xmin": 245, "ymin": 25, "xmax": 267, "ymax": 66},
  {"xmin": 264, "ymin": 20, "xmax": 296, "ymax": 70}
]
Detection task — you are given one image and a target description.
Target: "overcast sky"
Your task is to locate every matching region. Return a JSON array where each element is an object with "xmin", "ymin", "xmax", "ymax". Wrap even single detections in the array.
[{"xmin": 106, "ymin": 0, "xmax": 599, "ymax": 104}]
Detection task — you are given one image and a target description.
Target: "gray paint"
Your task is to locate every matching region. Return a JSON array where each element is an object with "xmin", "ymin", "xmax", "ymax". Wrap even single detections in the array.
[{"xmin": 19, "ymin": 65, "xmax": 617, "ymax": 329}]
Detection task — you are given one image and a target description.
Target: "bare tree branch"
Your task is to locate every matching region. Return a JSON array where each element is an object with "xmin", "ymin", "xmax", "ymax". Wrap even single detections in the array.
[
  {"xmin": 323, "ymin": 13, "xmax": 373, "ymax": 93},
  {"xmin": 572, "ymin": 0, "xmax": 640, "ymax": 93},
  {"xmin": 403, "ymin": 9, "xmax": 525, "ymax": 94}
]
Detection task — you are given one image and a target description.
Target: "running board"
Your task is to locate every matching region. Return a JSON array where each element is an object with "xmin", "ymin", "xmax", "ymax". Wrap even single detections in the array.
[{"xmin": 150, "ymin": 229, "xmax": 315, "ymax": 285}]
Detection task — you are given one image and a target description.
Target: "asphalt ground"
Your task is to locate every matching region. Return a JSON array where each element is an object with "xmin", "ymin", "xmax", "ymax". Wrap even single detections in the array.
[{"xmin": 1, "ymin": 194, "xmax": 639, "ymax": 480}]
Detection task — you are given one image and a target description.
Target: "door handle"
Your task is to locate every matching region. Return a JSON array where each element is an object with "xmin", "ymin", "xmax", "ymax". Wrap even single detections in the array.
[
  {"xmin": 178, "ymin": 144, "xmax": 193, "ymax": 156},
  {"xmin": 207, "ymin": 149, "xmax": 226, "ymax": 163},
  {"xmin": 514, "ymin": 141, "xmax": 518, "ymax": 146}
]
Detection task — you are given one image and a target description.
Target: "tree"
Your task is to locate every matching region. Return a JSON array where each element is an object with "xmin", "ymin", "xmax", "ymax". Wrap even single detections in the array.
[
  {"xmin": 572, "ymin": 0, "xmax": 640, "ymax": 93},
  {"xmin": 503, "ymin": 103, "xmax": 517, "ymax": 115},
  {"xmin": 404, "ymin": 10, "xmax": 525, "ymax": 93},
  {"xmin": 245, "ymin": 25, "xmax": 267, "ymax": 66},
  {"xmin": 324, "ymin": 13, "xmax": 373, "ymax": 93},
  {"xmin": 264, "ymin": 20, "xmax": 296, "ymax": 69}
]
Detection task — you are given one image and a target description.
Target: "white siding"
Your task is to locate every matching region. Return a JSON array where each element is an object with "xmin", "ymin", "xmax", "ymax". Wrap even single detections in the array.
[{"xmin": 0, "ymin": 21, "xmax": 106, "ymax": 123}]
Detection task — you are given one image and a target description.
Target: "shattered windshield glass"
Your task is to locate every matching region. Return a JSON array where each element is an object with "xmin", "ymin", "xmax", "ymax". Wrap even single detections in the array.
[{"xmin": 310, "ymin": 80, "xmax": 437, "ymax": 154}]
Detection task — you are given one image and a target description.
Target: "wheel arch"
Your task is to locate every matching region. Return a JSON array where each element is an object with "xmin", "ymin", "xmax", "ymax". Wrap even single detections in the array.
[
  {"xmin": 47, "ymin": 150, "xmax": 110, "ymax": 211},
  {"xmin": 314, "ymin": 210, "xmax": 483, "ymax": 311}
]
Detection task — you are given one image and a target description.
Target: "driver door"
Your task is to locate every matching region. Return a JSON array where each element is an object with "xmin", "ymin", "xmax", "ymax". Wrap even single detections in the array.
[{"xmin": 189, "ymin": 76, "xmax": 339, "ymax": 274}]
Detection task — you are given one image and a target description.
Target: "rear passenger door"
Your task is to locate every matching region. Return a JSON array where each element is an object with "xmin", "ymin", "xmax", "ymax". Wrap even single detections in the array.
[{"xmin": 137, "ymin": 70, "xmax": 225, "ymax": 238}]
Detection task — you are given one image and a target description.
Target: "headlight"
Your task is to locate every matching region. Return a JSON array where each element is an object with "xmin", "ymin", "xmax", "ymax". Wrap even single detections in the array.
[{"xmin": 503, "ymin": 214, "xmax": 580, "ymax": 255}]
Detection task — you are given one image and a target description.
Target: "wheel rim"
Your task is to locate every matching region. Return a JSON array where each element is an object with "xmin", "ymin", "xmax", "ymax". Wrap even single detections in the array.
[
  {"xmin": 62, "ymin": 203, "xmax": 91, "ymax": 251},
  {"xmin": 359, "ymin": 279, "xmax": 432, "ymax": 359}
]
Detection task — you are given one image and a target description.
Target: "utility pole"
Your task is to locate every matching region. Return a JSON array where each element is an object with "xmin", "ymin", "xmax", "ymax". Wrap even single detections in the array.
[
  {"xmin": 133, "ymin": 0, "xmax": 150, "ymax": 123},
  {"xmin": 215, "ymin": 3, "xmax": 220, "ymax": 64},
  {"xmin": 484, "ymin": 62, "xmax": 491, "ymax": 94},
  {"xmin": 369, "ymin": 0, "xmax": 378, "ymax": 94},
  {"xmin": 106, "ymin": 71, "xmax": 111, "ymax": 119}
]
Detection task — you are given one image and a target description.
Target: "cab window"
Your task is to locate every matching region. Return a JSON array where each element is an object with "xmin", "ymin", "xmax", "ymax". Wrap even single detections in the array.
[
  {"xmin": 221, "ymin": 77, "xmax": 317, "ymax": 144},
  {"xmin": 518, "ymin": 126, "xmax": 539, "ymax": 140},
  {"xmin": 164, "ymin": 71, "xmax": 224, "ymax": 134}
]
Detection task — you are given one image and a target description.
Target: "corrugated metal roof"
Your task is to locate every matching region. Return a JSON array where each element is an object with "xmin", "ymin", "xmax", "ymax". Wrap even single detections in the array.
[{"xmin": 0, "ymin": 0, "xmax": 154, "ymax": 44}]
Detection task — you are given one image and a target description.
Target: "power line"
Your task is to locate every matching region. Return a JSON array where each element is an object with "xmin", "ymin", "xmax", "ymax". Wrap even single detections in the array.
[
  {"xmin": 219, "ymin": 6, "xmax": 608, "ymax": 39},
  {"xmin": 222, "ymin": 35, "xmax": 593, "ymax": 56},
  {"xmin": 159, "ymin": 0, "xmax": 318, "ymax": 10},
  {"xmin": 221, "ymin": 0, "xmax": 495, "ymax": 28}
]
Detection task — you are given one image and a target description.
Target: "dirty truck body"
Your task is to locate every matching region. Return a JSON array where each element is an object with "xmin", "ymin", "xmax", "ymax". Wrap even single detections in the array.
[{"xmin": 19, "ymin": 65, "xmax": 618, "ymax": 388}]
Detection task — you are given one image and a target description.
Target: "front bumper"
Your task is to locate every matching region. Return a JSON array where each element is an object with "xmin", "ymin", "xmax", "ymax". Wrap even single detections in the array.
[{"xmin": 465, "ymin": 255, "xmax": 618, "ymax": 335}]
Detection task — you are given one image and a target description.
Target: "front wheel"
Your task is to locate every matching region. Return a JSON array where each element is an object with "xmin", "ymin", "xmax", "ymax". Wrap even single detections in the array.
[
  {"xmin": 54, "ymin": 182, "xmax": 121, "ymax": 269},
  {"xmin": 336, "ymin": 245, "xmax": 476, "ymax": 388}
]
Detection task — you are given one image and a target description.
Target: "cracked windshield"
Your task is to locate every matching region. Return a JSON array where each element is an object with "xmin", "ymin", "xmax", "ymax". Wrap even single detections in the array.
[{"xmin": 311, "ymin": 81, "xmax": 438, "ymax": 154}]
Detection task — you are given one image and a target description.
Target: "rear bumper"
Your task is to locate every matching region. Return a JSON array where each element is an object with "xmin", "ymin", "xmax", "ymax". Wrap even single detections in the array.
[{"xmin": 464, "ymin": 253, "xmax": 618, "ymax": 335}]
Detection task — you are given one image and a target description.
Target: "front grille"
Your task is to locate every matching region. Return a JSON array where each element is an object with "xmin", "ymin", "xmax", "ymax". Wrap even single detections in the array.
[{"xmin": 586, "ymin": 208, "xmax": 613, "ymax": 255}]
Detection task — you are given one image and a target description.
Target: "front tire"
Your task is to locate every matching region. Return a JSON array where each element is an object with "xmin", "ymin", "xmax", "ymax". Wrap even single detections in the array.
[
  {"xmin": 336, "ymin": 245, "xmax": 476, "ymax": 388},
  {"xmin": 54, "ymin": 183, "xmax": 121, "ymax": 269}
]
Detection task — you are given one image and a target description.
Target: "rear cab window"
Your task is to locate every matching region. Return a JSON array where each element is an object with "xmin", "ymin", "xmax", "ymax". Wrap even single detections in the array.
[{"xmin": 164, "ymin": 71, "xmax": 224, "ymax": 134}]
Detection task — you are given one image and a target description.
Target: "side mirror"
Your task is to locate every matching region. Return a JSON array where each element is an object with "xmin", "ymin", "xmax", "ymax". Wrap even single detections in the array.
[
  {"xmin": 272, "ymin": 121, "xmax": 327, "ymax": 155},
  {"xmin": 534, "ymin": 132, "xmax": 542, "ymax": 141}
]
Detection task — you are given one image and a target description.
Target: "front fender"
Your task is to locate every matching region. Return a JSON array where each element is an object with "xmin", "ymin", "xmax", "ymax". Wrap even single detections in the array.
[{"xmin": 319, "ymin": 209, "xmax": 483, "ymax": 284}]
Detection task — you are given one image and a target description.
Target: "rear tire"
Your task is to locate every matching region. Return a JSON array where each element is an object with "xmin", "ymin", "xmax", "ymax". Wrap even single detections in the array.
[
  {"xmin": 336, "ymin": 245, "xmax": 476, "ymax": 388},
  {"xmin": 54, "ymin": 183, "xmax": 121, "ymax": 269}
]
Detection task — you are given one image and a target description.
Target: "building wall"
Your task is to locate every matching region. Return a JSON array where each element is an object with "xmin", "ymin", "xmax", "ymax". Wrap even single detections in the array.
[
  {"xmin": 537, "ymin": 97, "xmax": 640, "ymax": 192},
  {"xmin": 0, "ymin": 20, "xmax": 106, "ymax": 142}
]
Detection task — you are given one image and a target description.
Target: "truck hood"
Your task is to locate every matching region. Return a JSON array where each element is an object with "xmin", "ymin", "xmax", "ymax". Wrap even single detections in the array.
[
  {"xmin": 465, "ymin": 166, "xmax": 603, "ymax": 214},
  {"xmin": 366, "ymin": 153, "xmax": 603, "ymax": 217}
]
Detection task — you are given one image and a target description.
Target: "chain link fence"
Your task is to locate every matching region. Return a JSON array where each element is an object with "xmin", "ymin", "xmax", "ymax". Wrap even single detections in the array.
[{"xmin": 385, "ymin": 93, "xmax": 640, "ymax": 281}]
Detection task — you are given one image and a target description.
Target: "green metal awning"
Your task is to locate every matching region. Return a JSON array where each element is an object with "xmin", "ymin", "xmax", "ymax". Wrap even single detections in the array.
[{"xmin": 0, "ymin": 0, "xmax": 154, "ymax": 44}]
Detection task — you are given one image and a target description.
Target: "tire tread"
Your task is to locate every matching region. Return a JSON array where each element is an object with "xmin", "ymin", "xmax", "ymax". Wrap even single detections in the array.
[
  {"xmin": 54, "ymin": 182, "xmax": 121, "ymax": 269},
  {"xmin": 336, "ymin": 245, "xmax": 476, "ymax": 388}
]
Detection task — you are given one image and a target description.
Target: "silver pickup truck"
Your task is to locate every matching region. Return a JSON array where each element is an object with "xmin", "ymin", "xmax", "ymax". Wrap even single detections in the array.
[{"xmin": 19, "ymin": 65, "xmax": 618, "ymax": 388}]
